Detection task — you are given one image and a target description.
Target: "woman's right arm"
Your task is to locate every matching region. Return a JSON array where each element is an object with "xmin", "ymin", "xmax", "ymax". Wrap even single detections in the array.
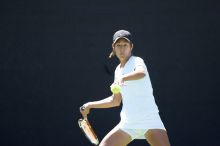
[{"xmin": 80, "ymin": 93, "xmax": 122, "ymax": 117}]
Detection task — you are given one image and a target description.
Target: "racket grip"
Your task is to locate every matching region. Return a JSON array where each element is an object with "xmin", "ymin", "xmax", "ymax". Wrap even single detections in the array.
[{"xmin": 80, "ymin": 106, "xmax": 88, "ymax": 119}]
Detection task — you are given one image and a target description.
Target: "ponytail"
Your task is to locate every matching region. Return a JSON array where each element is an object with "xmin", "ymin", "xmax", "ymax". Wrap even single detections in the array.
[{"xmin": 109, "ymin": 51, "xmax": 115, "ymax": 58}]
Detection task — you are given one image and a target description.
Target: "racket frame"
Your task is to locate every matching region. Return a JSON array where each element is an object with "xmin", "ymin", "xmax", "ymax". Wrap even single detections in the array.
[{"xmin": 78, "ymin": 118, "xmax": 99, "ymax": 145}]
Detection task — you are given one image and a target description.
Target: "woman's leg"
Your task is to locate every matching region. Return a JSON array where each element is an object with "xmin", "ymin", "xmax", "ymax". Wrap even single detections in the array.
[
  {"xmin": 99, "ymin": 126, "xmax": 132, "ymax": 146},
  {"xmin": 145, "ymin": 129, "xmax": 171, "ymax": 146}
]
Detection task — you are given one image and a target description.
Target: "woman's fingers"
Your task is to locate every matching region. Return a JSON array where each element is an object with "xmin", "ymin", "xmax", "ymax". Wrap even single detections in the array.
[
  {"xmin": 80, "ymin": 106, "xmax": 85, "ymax": 111},
  {"xmin": 79, "ymin": 105, "xmax": 90, "ymax": 118},
  {"xmin": 112, "ymin": 81, "xmax": 126, "ymax": 87}
]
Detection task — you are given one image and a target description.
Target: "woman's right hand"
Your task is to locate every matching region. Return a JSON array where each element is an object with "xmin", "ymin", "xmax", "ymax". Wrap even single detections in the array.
[{"xmin": 79, "ymin": 103, "xmax": 91, "ymax": 118}]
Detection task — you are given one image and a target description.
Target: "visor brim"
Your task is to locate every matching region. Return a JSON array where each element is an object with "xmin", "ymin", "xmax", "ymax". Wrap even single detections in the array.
[{"xmin": 113, "ymin": 37, "xmax": 131, "ymax": 44}]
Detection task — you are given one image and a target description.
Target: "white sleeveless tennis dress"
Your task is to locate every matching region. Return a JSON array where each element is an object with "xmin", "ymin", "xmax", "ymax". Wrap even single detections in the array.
[{"xmin": 114, "ymin": 56, "xmax": 166, "ymax": 140}]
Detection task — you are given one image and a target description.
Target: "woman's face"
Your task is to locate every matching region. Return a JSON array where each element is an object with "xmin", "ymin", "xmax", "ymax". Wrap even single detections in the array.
[{"xmin": 112, "ymin": 38, "xmax": 133, "ymax": 61}]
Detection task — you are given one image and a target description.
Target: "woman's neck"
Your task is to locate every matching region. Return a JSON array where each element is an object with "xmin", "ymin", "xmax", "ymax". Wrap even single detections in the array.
[{"xmin": 120, "ymin": 55, "xmax": 132, "ymax": 68}]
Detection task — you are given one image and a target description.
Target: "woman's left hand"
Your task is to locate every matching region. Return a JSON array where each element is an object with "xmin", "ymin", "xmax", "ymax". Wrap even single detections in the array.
[{"xmin": 114, "ymin": 76, "xmax": 125, "ymax": 86}]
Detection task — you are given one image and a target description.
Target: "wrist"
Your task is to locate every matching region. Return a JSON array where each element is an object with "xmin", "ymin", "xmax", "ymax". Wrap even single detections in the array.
[
  {"xmin": 85, "ymin": 102, "xmax": 92, "ymax": 109},
  {"xmin": 122, "ymin": 75, "xmax": 128, "ymax": 82}
]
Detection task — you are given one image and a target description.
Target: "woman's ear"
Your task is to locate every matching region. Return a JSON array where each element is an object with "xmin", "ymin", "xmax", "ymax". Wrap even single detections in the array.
[
  {"xmin": 131, "ymin": 43, "xmax": 134, "ymax": 51},
  {"xmin": 112, "ymin": 43, "xmax": 115, "ymax": 49},
  {"xmin": 112, "ymin": 43, "xmax": 116, "ymax": 52}
]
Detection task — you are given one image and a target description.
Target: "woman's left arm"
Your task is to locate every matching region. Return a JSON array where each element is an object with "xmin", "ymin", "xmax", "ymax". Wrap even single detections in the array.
[
  {"xmin": 123, "ymin": 66, "xmax": 146, "ymax": 81},
  {"xmin": 115, "ymin": 66, "xmax": 146, "ymax": 85}
]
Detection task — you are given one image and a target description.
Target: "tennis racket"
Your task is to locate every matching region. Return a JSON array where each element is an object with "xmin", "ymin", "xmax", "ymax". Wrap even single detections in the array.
[
  {"xmin": 78, "ymin": 117, "xmax": 99, "ymax": 145},
  {"xmin": 79, "ymin": 105, "xmax": 99, "ymax": 145}
]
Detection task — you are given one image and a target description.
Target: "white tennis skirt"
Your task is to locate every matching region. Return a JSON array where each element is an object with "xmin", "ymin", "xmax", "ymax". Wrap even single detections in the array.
[{"xmin": 116, "ymin": 112, "xmax": 166, "ymax": 140}]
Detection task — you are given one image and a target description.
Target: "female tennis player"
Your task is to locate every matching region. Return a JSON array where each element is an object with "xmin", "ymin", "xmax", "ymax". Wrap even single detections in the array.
[{"xmin": 80, "ymin": 30, "xmax": 170, "ymax": 146}]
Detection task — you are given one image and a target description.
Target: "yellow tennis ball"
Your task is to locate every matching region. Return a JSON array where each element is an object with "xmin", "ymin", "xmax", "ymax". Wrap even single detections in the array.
[{"xmin": 110, "ymin": 84, "xmax": 121, "ymax": 94}]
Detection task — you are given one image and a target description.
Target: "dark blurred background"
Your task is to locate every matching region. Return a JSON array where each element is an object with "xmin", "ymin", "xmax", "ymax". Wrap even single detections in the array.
[{"xmin": 0, "ymin": 0, "xmax": 219, "ymax": 145}]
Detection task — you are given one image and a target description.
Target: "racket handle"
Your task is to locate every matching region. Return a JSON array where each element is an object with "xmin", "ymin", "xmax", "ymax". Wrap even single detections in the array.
[{"xmin": 80, "ymin": 106, "xmax": 88, "ymax": 119}]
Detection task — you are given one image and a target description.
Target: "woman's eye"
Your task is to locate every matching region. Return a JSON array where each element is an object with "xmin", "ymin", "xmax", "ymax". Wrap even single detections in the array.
[{"xmin": 116, "ymin": 44, "xmax": 128, "ymax": 47}]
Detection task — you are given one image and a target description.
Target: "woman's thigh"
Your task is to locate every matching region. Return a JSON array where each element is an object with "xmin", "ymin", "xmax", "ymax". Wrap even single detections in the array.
[
  {"xmin": 99, "ymin": 126, "xmax": 132, "ymax": 146},
  {"xmin": 145, "ymin": 129, "xmax": 170, "ymax": 146}
]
